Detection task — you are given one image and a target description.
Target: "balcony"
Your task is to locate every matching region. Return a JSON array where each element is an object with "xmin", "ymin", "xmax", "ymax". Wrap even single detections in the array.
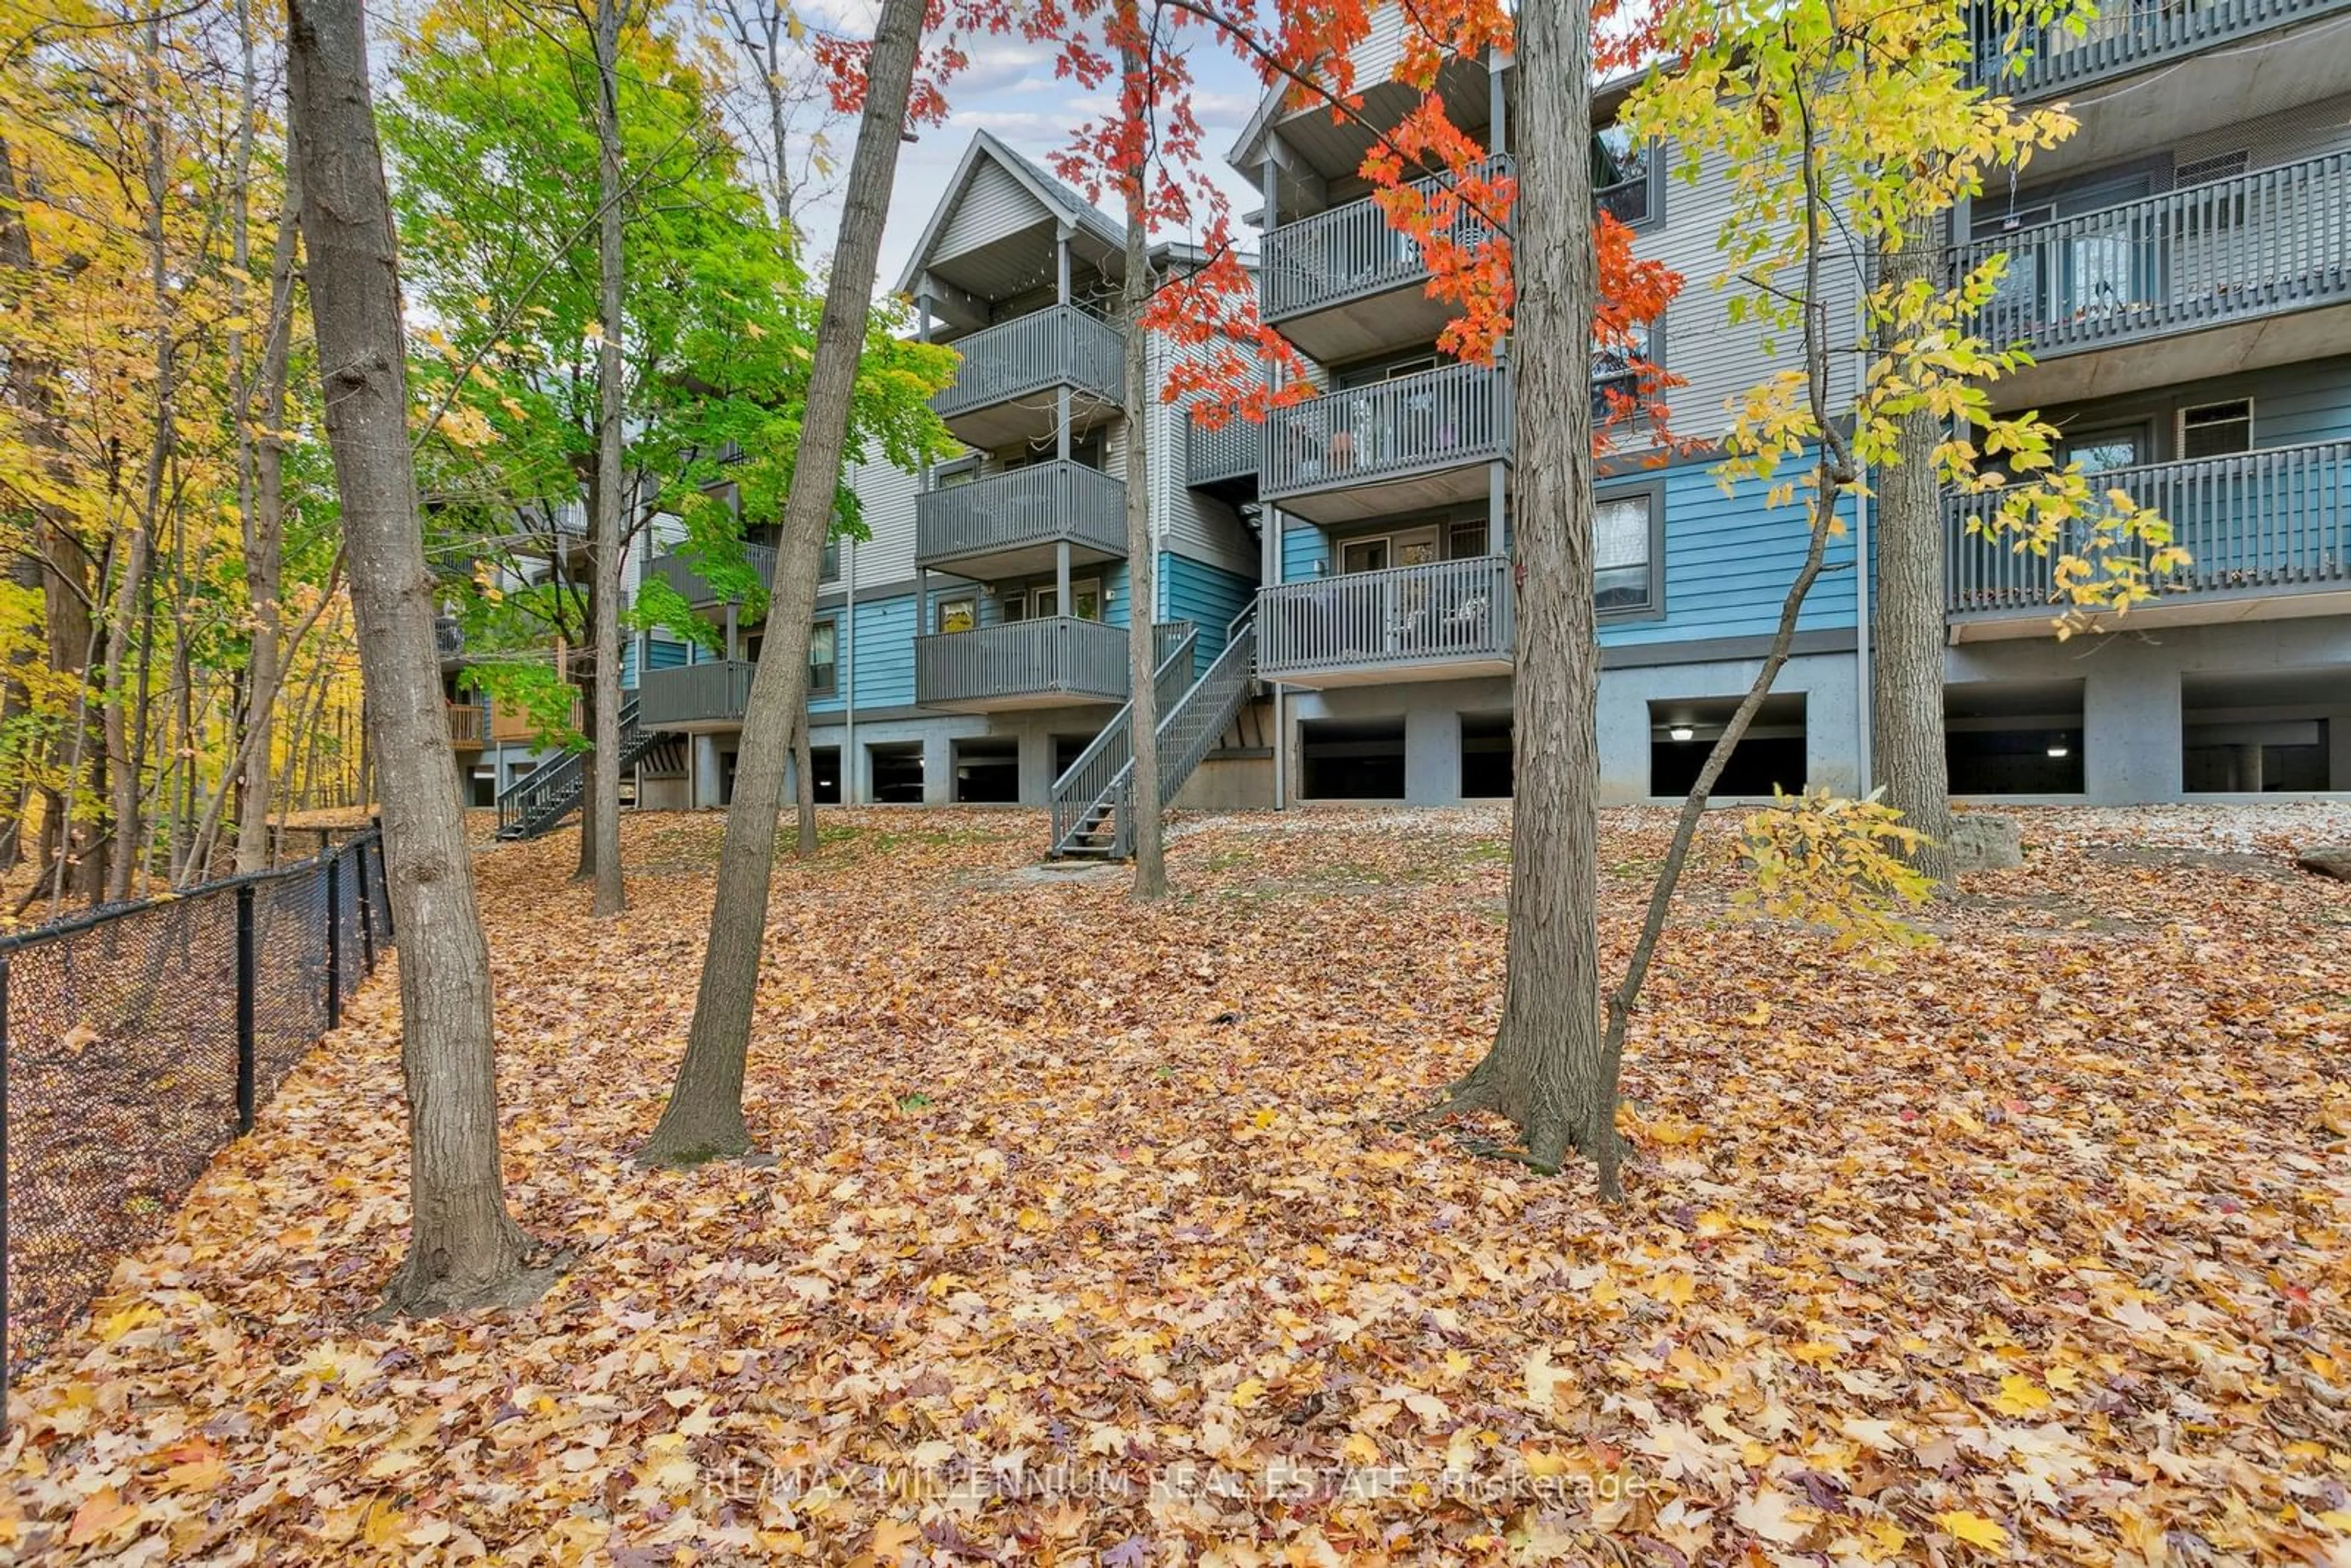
[
  {"xmin": 932, "ymin": 304, "xmax": 1125, "ymax": 450},
  {"xmin": 915, "ymin": 461, "xmax": 1126, "ymax": 579},
  {"xmin": 1945, "ymin": 439, "xmax": 2351, "ymax": 640},
  {"xmin": 490, "ymin": 691, "xmax": 585, "ymax": 743},
  {"xmin": 1958, "ymin": 153, "xmax": 2351, "ymax": 407},
  {"xmin": 1967, "ymin": 0, "xmax": 2351, "ymax": 99},
  {"xmin": 1262, "ymin": 361, "xmax": 1511, "ymax": 525},
  {"xmin": 448, "ymin": 701, "xmax": 485, "ymax": 750},
  {"xmin": 1259, "ymin": 157, "xmax": 1512, "ymax": 364},
  {"xmin": 1257, "ymin": 556, "xmax": 1515, "ymax": 687},
  {"xmin": 915, "ymin": 620, "xmax": 1194, "ymax": 713},
  {"xmin": 638, "ymin": 660, "xmax": 758, "ymax": 729},
  {"xmin": 647, "ymin": 542, "xmax": 778, "ymax": 610},
  {"xmin": 1185, "ymin": 414, "xmax": 1262, "ymax": 494}
]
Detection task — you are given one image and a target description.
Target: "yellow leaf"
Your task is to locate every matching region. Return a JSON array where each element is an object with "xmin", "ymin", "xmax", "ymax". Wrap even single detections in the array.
[
  {"xmin": 1229, "ymin": 1378, "xmax": 1266, "ymax": 1410},
  {"xmin": 1250, "ymin": 1108, "xmax": 1278, "ymax": 1129},
  {"xmin": 96, "ymin": 1301, "xmax": 162, "ymax": 1343},
  {"xmin": 1654, "ymin": 1272, "xmax": 1697, "ymax": 1306},
  {"xmin": 1935, "ymin": 1510, "xmax": 2010, "ymax": 1550},
  {"xmin": 1990, "ymin": 1374, "xmax": 2051, "ymax": 1416},
  {"xmin": 361, "ymin": 1498, "xmax": 405, "ymax": 1548},
  {"xmin": 2317, "ymin": 1510, "xmax": 2351, "ymax": 1532}
]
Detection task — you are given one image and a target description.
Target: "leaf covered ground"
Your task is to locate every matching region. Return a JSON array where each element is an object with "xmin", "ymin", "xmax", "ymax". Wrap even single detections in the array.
[{"xmin": 5, "ymin": 805, "xmax": 2350, "ymax": 1566}]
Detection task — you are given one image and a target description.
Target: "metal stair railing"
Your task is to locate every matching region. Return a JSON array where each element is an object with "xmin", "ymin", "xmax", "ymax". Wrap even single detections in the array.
[
  {"xmin": 1049, "ymin": 625, "xmax": 1199, "ymax": 856},
  {"xmin": 1049, "ymin": 606, "xmax": 1259, "ymax": 860},
  {"xmin": 493, "ymin": 693, "xmax": 657, "ymax": 840}
]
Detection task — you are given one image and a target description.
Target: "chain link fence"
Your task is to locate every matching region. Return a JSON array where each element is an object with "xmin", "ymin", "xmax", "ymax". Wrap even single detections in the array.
[{"xmin": 1, "ymin": 828, "xmax": 392, "ymax": 1403}]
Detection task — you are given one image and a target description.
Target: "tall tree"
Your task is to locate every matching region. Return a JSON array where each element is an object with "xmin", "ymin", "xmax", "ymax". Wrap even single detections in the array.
[
  {"xmin": 586, "ymin": 0, "xmax": 629, "ymax": 916},
  {"xmin": 1115, "ymin": 36, "xmax": 1168, "ymax": 902},
  {"xmin": 637, "ymin": 0, "xmax": 928, "ymax": 1166},
  {"xmin": 1422, "ymin": 0, "xmax": 1606, "ymax": 1181},
  {"xmin": 285, "ymin": 0, "xmax": 549, "ymax": 1311}
]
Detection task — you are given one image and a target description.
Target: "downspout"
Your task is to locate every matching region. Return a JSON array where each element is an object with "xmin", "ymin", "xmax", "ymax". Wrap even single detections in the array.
[
  {"xmin": 844, "ymin": 535, "xmax": 858, "ymax": 803},
  {"xmin": 1854, "ymin": 455, "xmax": 1872, "ymax": 795}
]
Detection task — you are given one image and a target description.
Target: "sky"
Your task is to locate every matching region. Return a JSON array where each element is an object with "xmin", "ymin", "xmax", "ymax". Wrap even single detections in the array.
[{"xmin": 786, "ymin": 17, "xmax": 1276, "ymax": 289}]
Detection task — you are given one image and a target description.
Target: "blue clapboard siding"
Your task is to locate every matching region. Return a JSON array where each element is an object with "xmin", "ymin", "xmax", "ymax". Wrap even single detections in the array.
[
  {"xmin": 620, "ymin": 636, "xmax": 691, "ymax": 692},
  {"xmin": 811, "ymin": 592, "xmax": 917, "ymax": 714},
  {"xmin": 2044, "ymin": 356, "xmax": 2351, "ymax": 457},
  {"xmin": 1281, "ymin": 520, "xmax": 1330, "ymax": 584},
  {"xmin": 1599, "ymin": 455, "xmax": 1859, "ymax": 652},
  {"xmin": 1160, "ymin": 552, "xmax": 1256, "ymax": 673}
]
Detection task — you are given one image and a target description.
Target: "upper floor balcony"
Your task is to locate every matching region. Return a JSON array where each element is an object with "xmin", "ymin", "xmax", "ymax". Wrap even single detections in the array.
[
  {"xmin": 1257, "ymin": 555, "xmax": 1515, "ymax": 688},
  {"xmin": 1185, "ymin": 413, "xmax": 1262, "ymax": 496},
  {"xmin": 932, "ymin": 304, "xmax": 1125, "ymax": 451},
  {"xmin": 447, "ymin": 700, "xmax": 486, "ymax": 750},
  {"xmin": 1958, "ymin": 152, "xmax": 2351, "ymax": 408},
  {"xmin": 1945, "ymin": 438, "xmax": 2351, "ymax": 640},
  {"xmin": 1967, "ymin": 0, "xmax": 2351, "ymax": 99},
  {"xmin": 1259, "ymin": 157, "xmax": 1512, "ymax": 364},
  {"xmin": 638, "ymin": 659, "xmax": 759, "ymax": 730},
  {"xmin": 1261, "ymin": 360, "xmax": 1512, "ymax": 525},
  {"xmin": 915, "ymin": 460, "xmax": 1126, "ymax": 579},
  {"xmin": 648, "ymin": 542, "xmax": 779, "ymax": 612},
  {"xmin": 915, "ymin": 618, "xmax": 1191, "ymax": 713}
]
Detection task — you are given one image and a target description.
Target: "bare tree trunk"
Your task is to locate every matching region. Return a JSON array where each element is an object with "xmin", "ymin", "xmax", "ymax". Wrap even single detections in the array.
[
  {"xmin": 1119, "ymin": 39, "xmax": 1168, "ymax": 902},
  {"xmin": 286, "ymin": 0, "xmax": 549, "ymax": 1312},
  {"xmin": 792, "ymin": 693, "xmax": 816, "ymax": 857},
  {"xmin": 238, "ymin": 183, "xmax": 302, "ymax": 872},
  {"xmin": 1872, "ymin": 217, "xmax": 1955, "ymax": 883},
  {"xmin": 587, "ymin": 0, "xmax": 627, "ymax": 917},
  {"xmin": 573, "ymin": 675, "xmax": 598, "ymax": 880},
  {"xmin": 637, "ymin": 0, "xmax": 924, "ymax": 1166},
  {"xmin": 1430, "ymin": 0, "xmax": 1606, "ymax": 1180}
]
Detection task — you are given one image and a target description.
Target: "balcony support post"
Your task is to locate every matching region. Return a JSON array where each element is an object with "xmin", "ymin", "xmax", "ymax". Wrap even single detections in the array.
[
  {"xmin": 1489, "ymin": 49, "xmax": 1507, "ymax": 154},
  {"xmin": 723, "ymin": 602, "xmax": 738, "ymax": 662},
  {"xmin": 1057, "ymin": 387, "xmax": 1071, "ymax": 461},
  {"xmin": 1489, "ymin": 460, "xmax": 1509, "ymax": 554},
  {"xmin": 1056, "ymin": 539, "xmax": 1072, "ymax": 617},
  {"xmin": 1057, "ymin": 227, "xmax": 1071, "ymax": 306},
  {"xmin": 917, "ymin": 566, "xmax": 930, "ymax": 634}
]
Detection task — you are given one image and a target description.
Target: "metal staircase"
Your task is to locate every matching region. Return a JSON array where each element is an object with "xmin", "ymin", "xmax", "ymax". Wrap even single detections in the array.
[
  {"xmin": 1049, "ymin": 604, "xmax": 1259, "ymax": 860},
  {"xmin": 494, "ymin": 693, "xmax": 675, "ymax": 840}
]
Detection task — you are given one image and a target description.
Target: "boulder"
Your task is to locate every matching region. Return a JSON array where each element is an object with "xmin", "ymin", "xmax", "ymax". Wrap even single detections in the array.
[
  {"xmin": 2295, "ymin": 845, "xmax": 2351, "ymax": 882},
  {"xmin": 1948, "ymin": 814, "xmax": 2023, "ymax": 873}
]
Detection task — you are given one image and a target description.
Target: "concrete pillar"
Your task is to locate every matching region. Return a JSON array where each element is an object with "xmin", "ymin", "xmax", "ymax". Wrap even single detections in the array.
[
  {"xmin": 1404, "ymin": 703, "xmax": 1460, "ymax": 806},
  {"xmin": 692, "ymin": 735, "xmax": 726, "ymax": 809},
  {"xmin": 923, "ymin": 730, "xmax": 955, "ymax": 805},
  {"xmin": 2232, "ymin": 743, "xmax": 2265, "ymax": 794},
  {"xmin": 2083, "ymin": 659, "xmax": 2177, "ymax": 803},
  {"xmin": 1021, "ymin": 727, "xmax": 1057, "ymax": 805}
]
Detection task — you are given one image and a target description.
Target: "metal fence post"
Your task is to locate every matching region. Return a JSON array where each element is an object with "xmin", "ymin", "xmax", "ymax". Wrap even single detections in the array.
[
  {"xmin": 353, "ymin": 842, "xmax": 375, "ymax": 973},
  {"xmin": 325, "ymin": 853, "xmax": 342, "ymax": 1032},
  {"xmin": 235, "ymin": 885, "xmax": 257, "ymax": 1133}
]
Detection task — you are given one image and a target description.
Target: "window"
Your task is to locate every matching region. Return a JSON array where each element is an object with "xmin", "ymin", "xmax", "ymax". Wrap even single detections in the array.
[
  {"xmin": 934, "ymin": 459, "xmax": 980, "ymax": 489},
  {"xmin": 1592, "ymin": 124, "xmax": 1657, "ymax": 227},
  {"xmin": 808, "ymin": 619, "xmax": 838, "ymax": 696},
  {"xmin": 2181, "ymin": 399, "xmax": 2252, "ymax": 459},
  {"xmin": 1593, "ymin": 321, "xmax": 1655, "ymax": 425},
  {"xmin": 820, "ymin": 537, "xmax": 841, "ymax": 582},
  {"xmin": 2061, "ymin": 424, "xmax": 2149, "ymax": 474},
  {"xmin": 1595, "ymin": 487, "xmax": 1660, "ymax": 616},
  {"xmin": 1008, "ymin": 579, "xmax": 1101, "ymax": 621},
  {"xmin": 938, "ymin": 598, "xmax": 977, "ymax": 634}
]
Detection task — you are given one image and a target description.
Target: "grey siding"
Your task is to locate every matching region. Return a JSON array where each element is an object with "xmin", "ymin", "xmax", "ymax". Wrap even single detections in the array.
[{"xmin": 935, "ymin": 160, "xmax": 1046, "ymax": 261}]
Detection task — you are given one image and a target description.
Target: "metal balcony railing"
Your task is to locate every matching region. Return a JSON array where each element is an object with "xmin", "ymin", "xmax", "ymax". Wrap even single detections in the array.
[
  {"xmin": 1257, "ymin": 555, "xmax": 1515, "ymax": 680},
  {"xmin": 1260, "ymin": 156, "xmax": 1513, "ymax": 324},
  {"xmin": 1967, "ymin": 0, "xmax": 2351, "ymax": 96},
  {"xmin": 1946, "ymin": 440, "xmax": 2351, "ymax": 616},
  {"xmin": 1185, "ymin": 415, "xmax": 1262, "ymax": 487},
  {"xmin": 1262, "ymin": 361, "xmax": 1512, "ymax": 504},
  {"xmin": 1956, "ymin": 152, "xmax": 2351, "ymax": 359},
  {"xmin": 932, "ymin": 304, "xmax": 1125, "ymax": 421},
  {"xmin": 637, "ymin": 661, "xmax": 758, "ymax": 728},
  {"xmin": 915, "ymin": 461, "xmax": 1126, "ymax": 569},
  {"xmin": 647, "ymin": 542, "xmax": 778, "ymax": 608}
]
